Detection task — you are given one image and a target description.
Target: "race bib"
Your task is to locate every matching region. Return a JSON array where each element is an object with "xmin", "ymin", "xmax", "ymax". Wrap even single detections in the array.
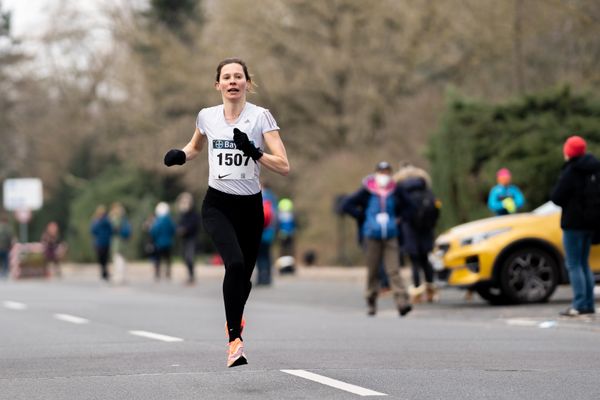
[{"xmin": 211, "ymin": 139, "xmax": 255, "ymax": 180}]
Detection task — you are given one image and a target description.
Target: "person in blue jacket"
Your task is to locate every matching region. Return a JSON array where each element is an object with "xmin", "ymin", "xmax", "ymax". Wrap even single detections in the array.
[
  {"xmin": 487, "ymin": 168, "xmax": 525, "ymax": 215},
  {"xmin": 150, "ymin": 202, "xmax": 177, "ymax": 281},
  {"xmin": 342, "ymin": 161, "xmax": 413, "ymax": 317},
  {"xmin": 90, "ymin": 205, "xmax": 113, "ymax": 281}
]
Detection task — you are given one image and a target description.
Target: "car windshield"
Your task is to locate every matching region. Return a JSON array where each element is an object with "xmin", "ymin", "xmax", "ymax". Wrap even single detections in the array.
[{"xmin": 532, "ymin": 201, "xmax": 561, "ymax": 215}]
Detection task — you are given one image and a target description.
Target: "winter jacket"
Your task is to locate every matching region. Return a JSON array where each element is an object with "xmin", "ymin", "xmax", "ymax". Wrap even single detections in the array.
[
  {"xmin": 342, "ymin": 175, "xmax": 413, "ymax": 241},
  {"xmin": 178, "ymin": 210, "xmax": 200, "ymax": 239},
  {"xmin": 397, "ymin": 177, "xmax": 435, "ymax": 255},
  {"xmin": 91, "ymin": 216, "xmax": 113, "ymax": 249},
  {"xmin": 551, "ymin": 153, "xmax": 600, "ymax": 230},
  {"xmin": 487, "ymin": 184, "xmax": 525, "ymax": 215},
  {"xmin": 150, "ymin": 215, "xmax": 177, "ymax": 250}
]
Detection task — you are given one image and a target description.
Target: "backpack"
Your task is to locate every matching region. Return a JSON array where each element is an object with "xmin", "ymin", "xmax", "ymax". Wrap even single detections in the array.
[
  {"xmin": 263, "ymin": 200, "xmax": 274, "ymax": 228},
  {"xmin": 582, "ymin": 170, "xmax": 600, "ymax": 231},
  {"xmin": 409, "ymin": 188, "xmax": 440, "ymax": 232}
]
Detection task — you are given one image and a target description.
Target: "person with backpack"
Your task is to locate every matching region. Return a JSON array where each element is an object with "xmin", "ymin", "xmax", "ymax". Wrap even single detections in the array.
[
  {"xmin": 487, "ymin": 168, "xmax": 525, "ymax": 216},
  {"xmin": 343, "ymin": 161, "xmax": 413, "ymax": 317},
  {"xmin": 395, "ymin": 163, "xmax": 441, "ymax": 303},
  {"xmin": 551, "ymin": 135, "xmax": 600, "ymax": 317}
]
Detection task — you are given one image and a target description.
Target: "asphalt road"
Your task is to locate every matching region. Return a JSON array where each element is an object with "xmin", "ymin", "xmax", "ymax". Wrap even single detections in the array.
[{"xmin": 1, "ymin": 264, "xmax": 600, "ymax": 400}]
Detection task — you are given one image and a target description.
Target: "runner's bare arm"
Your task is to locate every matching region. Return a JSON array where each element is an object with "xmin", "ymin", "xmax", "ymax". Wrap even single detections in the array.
[
  {"xmin": 182, "ymin": 128, "xmax": 206, "ymax": 161},
  {"xmin": 260, "ymin": 130, "xmax": 290, "ymax": 176}
]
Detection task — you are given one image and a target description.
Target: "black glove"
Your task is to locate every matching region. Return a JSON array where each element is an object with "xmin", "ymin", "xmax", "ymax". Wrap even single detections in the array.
[
  {"xmin": 233, "ymin": 128, "xmax": 263, "ymax": 161},
  {"xmin": 164, "ymin": 149, "xmax": 186, "ymax": 166}
]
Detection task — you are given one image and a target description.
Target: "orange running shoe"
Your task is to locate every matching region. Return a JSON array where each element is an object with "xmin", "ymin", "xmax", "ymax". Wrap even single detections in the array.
[
  {"xmin": 225, "ymin": 317, "xmax": 246, "ymax": 338},
  {"xmin": 227, "ymin": 338, "xmax": 247, "ymax": 368}
]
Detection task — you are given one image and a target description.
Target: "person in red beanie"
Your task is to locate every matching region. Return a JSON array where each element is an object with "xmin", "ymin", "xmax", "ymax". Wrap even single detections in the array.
[
  {"xmin": 551, "ymin": 135, "xmax": 600, "ymax": 316},
  {"xmin": 487, "ymin": 168, "xmax": 525, "ymax": 215}
]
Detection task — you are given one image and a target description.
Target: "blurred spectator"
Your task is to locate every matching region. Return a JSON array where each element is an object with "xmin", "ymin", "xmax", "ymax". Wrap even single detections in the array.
[
  {"xmin": 276, "ymin": 198, "xmax": 296, "ymax": 274},
  {"xmin": 109, "ymin": 202, "xmax": 131, "ymax": 285},
  {"xmin": 90, "ymin": 205, "xmax": 113, "ymax": 281},
  {"xmin": 257, "ymin": 196, "xmax": 276, "ymax": 285},
  {"xmin": 395, "ymin": 163, "xmax": 441, "ymax": 303},
  {"xmin": 0, "ymin": 214, "xmax": 14, "ymax": 279},
  {"xmin": 177, "ymin": 192, "xmax": 201, "ymax": 285},
  {"xmin": 342, "ymin": 161, "xmax": 413, "ymax": 317},
  {"xmin": 487, "ymin": 168, "xmax": 525, "ymax": 215},
  {"xmin": 40, "ymin": 221, "xmax": 67, "ymax": 278},
  {"xmin": 142, "ymin": 212, "xmax": 157, "ymax": 262},
  {"xmin": 551, "ymin": 136, "xmax": 600, "ymax": 317},
  {"xmin": 150, "ymin": 202, "xmax": 176, "ymax": 281}
]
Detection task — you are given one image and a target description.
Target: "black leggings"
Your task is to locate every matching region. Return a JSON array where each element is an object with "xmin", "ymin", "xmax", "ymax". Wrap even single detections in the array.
[{"xmin": 201, "ymin": 187, "xmax": 263, "ymax": 342}]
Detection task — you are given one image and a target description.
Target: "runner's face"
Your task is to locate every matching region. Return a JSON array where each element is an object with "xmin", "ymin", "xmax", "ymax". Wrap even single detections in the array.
[{"xmin": 216, "ymin": 63, "xmax": 248, "ymax": 101}]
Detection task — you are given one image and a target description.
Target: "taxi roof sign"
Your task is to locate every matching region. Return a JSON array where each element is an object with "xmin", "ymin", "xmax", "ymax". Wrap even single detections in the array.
[{"xmin": 3, "ymin": 178, "xmax": 43, "ymax": 211}]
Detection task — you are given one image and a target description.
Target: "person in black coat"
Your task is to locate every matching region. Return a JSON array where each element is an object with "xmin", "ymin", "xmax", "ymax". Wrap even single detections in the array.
[
  {"xmin": 551, "ymin": 135, "xmax": 600, "ymax": 317},
  {"xmin": 342, "ymin": 161, "xmax": 414, "ymax": 317},
  {"xmin": 394, "ymin": 164, "xmax": 440, "ymax": 303},
  {"xmin": 177, "ymin": 192, "xmax": 201, "ymax": 285}
]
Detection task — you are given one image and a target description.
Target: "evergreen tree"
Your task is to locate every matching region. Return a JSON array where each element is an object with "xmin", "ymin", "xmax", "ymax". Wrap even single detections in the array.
[{"xmin": 429, "ymin": 86, "xmax": 600, "ymax": 230}]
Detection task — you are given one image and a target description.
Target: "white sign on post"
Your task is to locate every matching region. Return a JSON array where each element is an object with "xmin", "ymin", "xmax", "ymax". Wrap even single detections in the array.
[{"xmin": 3, "ymin": 178, "xmax": 43, "ymax": 211}]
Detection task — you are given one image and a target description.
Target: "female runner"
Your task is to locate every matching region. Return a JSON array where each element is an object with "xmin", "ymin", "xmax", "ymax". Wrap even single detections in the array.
[{"xmin": 164, "ymin": 58, "xmax": 290, "ymax": 367}]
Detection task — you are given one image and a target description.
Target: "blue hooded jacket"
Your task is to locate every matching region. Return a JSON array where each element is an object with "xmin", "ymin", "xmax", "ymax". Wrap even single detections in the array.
[{"xmin": 150, "ymin": 215, "xmax": 176, "ymax": 250}]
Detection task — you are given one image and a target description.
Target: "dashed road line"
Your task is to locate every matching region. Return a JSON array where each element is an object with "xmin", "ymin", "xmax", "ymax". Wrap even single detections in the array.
[
  {"xmin": 3, "ymin": 300, "xmax": 27, "ymax": 310},
  {"xmin": 281, "ymin": 369, "xmax": 387, "ymax": 397},
  {"xmin": 129, "ymin": 330, "xmax": 183, "ymax": 343},
  {"xmin": 54, "ymin": 313, "xmax": 90, "ymax": 324},
  {"xmin": 505, "ymin": 318, "xmax": 558, "ymax": 329}
]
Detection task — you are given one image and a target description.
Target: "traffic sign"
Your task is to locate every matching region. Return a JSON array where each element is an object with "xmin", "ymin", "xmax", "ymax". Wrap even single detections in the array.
[{"xmin": 2, "ymin": 178, "xmax": 43, "ymax": 211}]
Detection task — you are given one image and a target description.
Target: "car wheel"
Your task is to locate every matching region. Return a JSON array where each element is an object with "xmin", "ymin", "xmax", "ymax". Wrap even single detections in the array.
[
  {"xmin": 499, "ymin": 247, "xmax": 559, "ymax": 304},
  {"xmin": 474, "ymin": 283, "xmax": 511, "ymax": 305}
]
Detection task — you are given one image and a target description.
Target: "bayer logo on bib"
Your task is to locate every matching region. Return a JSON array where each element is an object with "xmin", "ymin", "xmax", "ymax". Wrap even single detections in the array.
[{"xmin": 211, "ymin": 139, "xmax": 255, "ymax": 180}]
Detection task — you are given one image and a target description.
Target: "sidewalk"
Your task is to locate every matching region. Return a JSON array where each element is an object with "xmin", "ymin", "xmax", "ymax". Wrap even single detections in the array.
[{"xmin": 56, "ymin": 261, "xmax": 370, "ymax": 283}]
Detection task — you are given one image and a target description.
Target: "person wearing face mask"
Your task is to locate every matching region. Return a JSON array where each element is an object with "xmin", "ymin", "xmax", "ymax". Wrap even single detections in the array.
[{"xmin": 342, "ymin": 161, "xmax": 413, "ymax": 317}]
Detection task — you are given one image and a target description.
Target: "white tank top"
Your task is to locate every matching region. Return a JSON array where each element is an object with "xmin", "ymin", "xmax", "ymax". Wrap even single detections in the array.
[{"xmin": 195, "ymin": 102, "xmax": 280, "ymax": 195}]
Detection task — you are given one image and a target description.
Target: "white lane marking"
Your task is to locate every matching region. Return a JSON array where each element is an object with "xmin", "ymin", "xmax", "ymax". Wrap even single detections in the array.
[
  {"xmin": 54, "ymin": 313, "xmax": 90, "ymax": 324},
  {"xmin": 281, "ymin": 369, "xmax": 387, "ymax": 397},
  {"xmin": 505, "ymin": 318, "xmax": 538, "ymax": 327},
  {"xmin": 3, "ymin": 301, "xmax": 27, "ymax": 310},
  {"xmin": 129, "ymin": 330, "xmax": 183, "ymax": 343}
]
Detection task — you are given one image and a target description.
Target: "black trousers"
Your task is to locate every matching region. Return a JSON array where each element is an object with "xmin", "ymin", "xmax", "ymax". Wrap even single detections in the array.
[
  {"xmin": 409, "ymin": 252, "xmax": 434, "ymax": 287},
  {"xmin": 201, "ymin": 187, "xmax": 263, "ymax": 341},
  {"xmin": 96, "ymin": 246, "xmax": 110, "ymax": 280}
]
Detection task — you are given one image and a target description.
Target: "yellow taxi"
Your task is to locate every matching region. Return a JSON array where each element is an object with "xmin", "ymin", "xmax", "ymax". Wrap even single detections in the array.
[{"xmin": 432, "ymin": 202, "xmax": 600, "ymax": 304}]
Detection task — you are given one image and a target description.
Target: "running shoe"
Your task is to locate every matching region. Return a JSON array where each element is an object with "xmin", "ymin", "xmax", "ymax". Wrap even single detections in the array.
[
  {"xmin": 399, "ymin": 304, "xmax": 413, "ymax": 317},
  {"xmin": 225, "ymin": 317, "xmax": 246, "ymax": 337},
  {"xmin": 227, "ymin": 338, "xmax": 247, "ymax": 368},
  {"xmin": 367, "ymin": 297, "xmax": 376, "ymax": 316},
  {"xmin": 559, "ymin": 307, "xmax": 581, "ymax": 317}
]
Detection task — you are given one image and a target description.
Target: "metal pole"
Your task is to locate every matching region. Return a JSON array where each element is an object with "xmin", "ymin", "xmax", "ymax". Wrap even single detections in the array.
[{"xmin": 19, "ymin": 222, "xmax": 27, "ymax": 243}]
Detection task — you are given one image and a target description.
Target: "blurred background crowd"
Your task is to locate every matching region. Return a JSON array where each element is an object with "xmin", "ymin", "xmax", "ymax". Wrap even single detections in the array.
[{"xmin": 1, "ymin": 0, "xmax": 599, "ymax": 269}]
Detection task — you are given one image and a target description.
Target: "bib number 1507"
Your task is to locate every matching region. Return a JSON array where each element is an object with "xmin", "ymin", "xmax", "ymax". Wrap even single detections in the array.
[{"xmin": 217, "ymin": 153, "xmax": 251, "ymax": 167}]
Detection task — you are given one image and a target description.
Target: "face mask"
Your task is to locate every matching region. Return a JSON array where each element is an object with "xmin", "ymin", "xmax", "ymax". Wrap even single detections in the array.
[{"xmin": 375, "ymin": 173, "xmax": 391, "ymax": 188}]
